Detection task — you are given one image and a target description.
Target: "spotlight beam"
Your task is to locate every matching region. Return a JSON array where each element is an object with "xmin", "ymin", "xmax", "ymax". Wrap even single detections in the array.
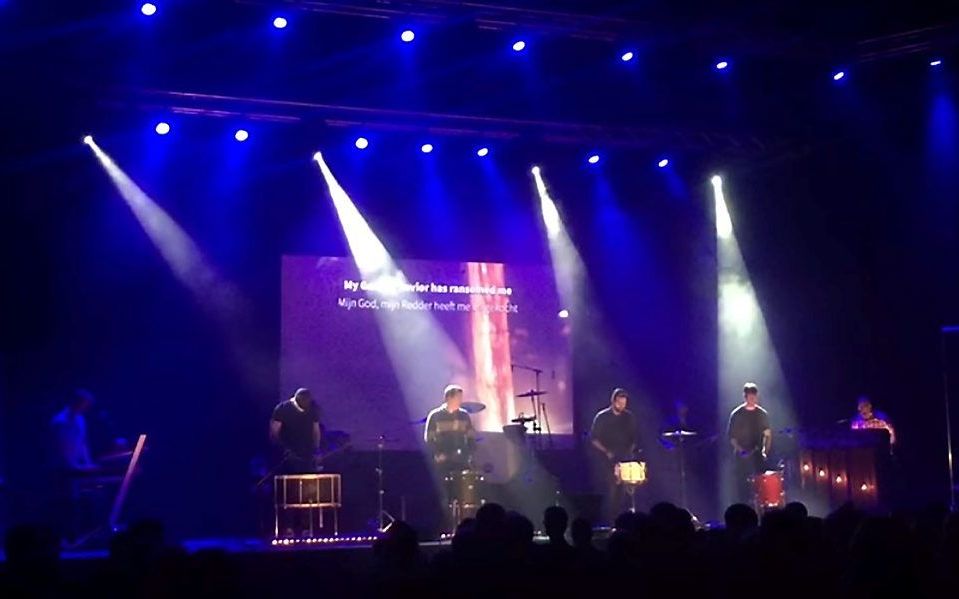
[
  {"xmin": 86, "ymin": 138, "xmax": 235, "ymax": 304},
  {"xmin": 712, "ymin": 174, "xmax": 795, "ymax": 508},
  {"xmin": 84, "ymin": 138, "xmax": 268, "ymax": 391},
  {"xmin": 530, "ymin": 166, "xmax": 585, "ymax": 328},
  {"xmin": 312, "ymin": 151, "xmax": 469, "ymax": 430}
]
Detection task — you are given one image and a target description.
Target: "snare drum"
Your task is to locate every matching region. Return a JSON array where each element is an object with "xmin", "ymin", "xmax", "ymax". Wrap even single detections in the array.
[
  {"xmin": 614, "ymin": 461, "xmax": 648, "ymax": 485},
  {"xmin": 752, "ymin": 470, "xmax": 785, "ymax": 510}
]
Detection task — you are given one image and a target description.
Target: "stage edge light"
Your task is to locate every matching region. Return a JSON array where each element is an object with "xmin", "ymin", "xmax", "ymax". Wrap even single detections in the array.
[
  {"xmin": 512, "ymin": 40, "xmax": 526, "ymax": 52},
  {"xmin": 141, "ymin": 3, "xmax": 157, "ymax": 16},
  {"xmin": 273, "ymin": 17, "xmax": 288, "ymax": 29},
  {"xmin": 476, "ymin": 147, "xmax": 489, "ymax": 157},
  {"xmin": 833, "ymin": 71, "xmax": 845, "ymax": 81},
  {"xmin": 355, "ymin": 137, "xmax": 369, "ymax": 150},
  {"xmin": 401, "ymin": 30, "xmax": 415, "ymax": 42}
]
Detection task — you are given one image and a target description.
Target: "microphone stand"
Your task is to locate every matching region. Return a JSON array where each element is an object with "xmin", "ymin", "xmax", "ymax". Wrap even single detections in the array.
[{"xmin": 376, "ymin": 435, "xmax": 395, "ymax": 533}]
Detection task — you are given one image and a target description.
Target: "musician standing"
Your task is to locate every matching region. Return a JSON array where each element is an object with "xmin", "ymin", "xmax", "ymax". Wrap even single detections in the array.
[
  {"xmin": 589, "ymin": 388, "xmax": 638, "ymax": 522},
  {"xmin": 726, "ymin": 382, "xmax": 772, "ymax": 504},
  {"xmin": 270, "ymin": 388, "xmax": 321, "ymax": 473},
  {"xmin": 51, "ymin": 389, "xmax": 97, "ymax": 474},
  {"xmin": 423, "ymin": 384, "xmax": 475, "ymax": 473}
]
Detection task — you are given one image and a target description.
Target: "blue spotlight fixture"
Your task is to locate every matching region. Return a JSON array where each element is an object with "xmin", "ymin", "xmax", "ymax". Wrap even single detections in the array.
[
  {"xmin": 401, "ymin": 29, "xmax": 415, "ymax": 42},
  {"xmin": 155, "ymin": 122, "xmax": 171, "ymax": 135},
  {"xmin": 140, "ymin": 3, "xmax": 157, "ymax": 16},
  {"xmin": 930, "ymin": 59, "xmax": 943, "ymax": 67},
  {"xmin": 587, "ymin": 154, "xmax": 600, "ymax": 165},
  {"xmin": 234, "ymin": 129, "xmax": 249, "ymax": 142},
  {"xmin": 558, "ymin": 309, "xmax": 570, "ymax": 319},
  {"xmin": 715, "ymin": 60, "xmax": 729, "ymax": 70},
  {"xmin": 421, "ymin": 143, "xmax": 434, "ymax": 154},
  {"xmin": 658, "ymin": 158, "xmax": 669, "ymax": 168},
  {"xmin": 355, "ymin": 137, "xmax": 369, "ymax": 150},
  {"xmin": 512, "ymin": 40, "xmax": 526, "ymax": 52},
  {"xmin": 621, "ymin": 51, "xmax": 635, "ymax": 62},
  {"xmin": 273, "ymin": 17, "xmax": 288, "ymax": 29},
  {"xmin": 832, "ymin": 71, "xmax": 845, "ymax": 81},
  {"xmin": 476, "ymin": 147, "xmax": 489, "ymax": 157}
]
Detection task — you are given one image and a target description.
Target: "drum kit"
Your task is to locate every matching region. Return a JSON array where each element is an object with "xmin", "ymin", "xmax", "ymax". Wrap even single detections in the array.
[{"xmin": 439, "ymin": 382, "xmax": 556, "ymax": 526}]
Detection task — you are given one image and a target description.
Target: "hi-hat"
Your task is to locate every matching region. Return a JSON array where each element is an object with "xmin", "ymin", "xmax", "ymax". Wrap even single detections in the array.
[
  {"xmin": 661, "ymin": 429, "xmax": 699, "ymax": 438},
  {"xmin": 516, "ymin": 389, "xmax": 548, "ymax": 398}
]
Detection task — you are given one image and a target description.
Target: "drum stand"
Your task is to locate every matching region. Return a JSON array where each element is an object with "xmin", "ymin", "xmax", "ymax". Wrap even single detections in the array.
[
  {"xmin": 375, "ymin": 435, "xmax": 395, "ymax": 532},
  {"xmin": 625, "ymin": 484, "xmax": 638, "ymax": 513},
  {"xmin": 677, "ymin": 436, "xmax": 689, "ymax": 510}
]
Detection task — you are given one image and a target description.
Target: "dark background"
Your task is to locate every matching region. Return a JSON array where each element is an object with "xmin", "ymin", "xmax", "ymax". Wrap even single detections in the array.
[{"xmin": 2, "ymin": 1, "xmax": 958, "ymax": 537}]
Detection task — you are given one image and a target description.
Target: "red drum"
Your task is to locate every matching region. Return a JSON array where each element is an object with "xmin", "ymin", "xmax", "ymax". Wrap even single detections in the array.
[{"xmin": 753, "ymin": 470, "xmax": 785, "ymax": 510}]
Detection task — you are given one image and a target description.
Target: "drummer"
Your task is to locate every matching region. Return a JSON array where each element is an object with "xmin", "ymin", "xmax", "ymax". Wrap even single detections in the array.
[
  {"xmin": 424, "ymin": 384, "xmax": 476, "ymax": 473},
  {"xmin": 589, "ymin": 388, "xmax": 639, "ymax": 522}
]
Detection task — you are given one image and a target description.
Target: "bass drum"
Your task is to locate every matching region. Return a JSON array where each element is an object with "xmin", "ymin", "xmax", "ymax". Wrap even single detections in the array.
[
  {"xmin": 444, "ymin": 470, "xmax": 486, "ymax": 520},
  {"xmin": 752, "ymin": 470, "xmax": 785, "ymax": 510}
]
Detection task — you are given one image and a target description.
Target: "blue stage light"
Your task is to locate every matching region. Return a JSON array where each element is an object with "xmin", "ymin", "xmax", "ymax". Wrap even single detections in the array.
[
  {"xmin": 401, "ymin": 30, "xmax": 415, "ymax": 42},
  {"xmin": 234, "ymin": 129, "xmax": 249, "ymax": 142},
  {"xmin": 512, "ymin": 40, "xmax": 526, "ymax": 52},
  {"xmin": 273, "ymin": 17, "xmax": 288, "ymax": 29},
  {"xmin": 141, "ymin": 3, "xmax": 157, "ymax": 16},
  {"xmin": 476, "ymin": 147, "xmax": 489, "ymax": 157},
  {"xmin": 355, "ymin": 137, "xmax": 369, "ymax": 150},
  {"xmin": 715, "ymin": 60, "xmax": 729, "ymax": 70},
  {"xmin": 155, "ymin": 122, "xmax": 170, "ymax": 135},
  {"xmin": 421, "ymin": 143, "xmax": 434, "ymax": 154},
  {"xmin": 621, "ymin": 51, "xmax": 635, "ymax": 62},
  {"xmin": 587, "ymin": 154, "xmax": 600, "ymax": 165},
  {"xmin": 833, "ymin": 71, "xmax": 845, "ymax": 81},
  {"xmin": 930, "ymin": 59, "xmax": 942, "ymax": 67},
  {"xmin": 658, "ymin": 158, "xmax": 669, "ymax": 168}
]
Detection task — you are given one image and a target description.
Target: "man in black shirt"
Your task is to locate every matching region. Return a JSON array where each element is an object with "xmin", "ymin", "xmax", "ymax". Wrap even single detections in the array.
[
  {"xmin": 726, "ymin": 382, "xmax": 772, "ymax": 504},
  {"xmin": 270, "ymin": 388, "xmax": 321, "ymax": 473},
  {"xmin": 589, "ymin": 388, "xmax": 639, "ymax": 522},
  {"xmin": 424, "ymin": 384, "xmax": 475, "ymax": 472}
]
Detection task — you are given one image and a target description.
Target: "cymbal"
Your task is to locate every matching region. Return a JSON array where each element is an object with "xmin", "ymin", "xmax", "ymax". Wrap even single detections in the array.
[
  {"xmin": 367, "ymin": 436, "xmax": 401, "ymax": 444},
  {"xmin": 511, "ymin": 416, "xmax": 537, "ymax": 424},
  {"xmin": 516, "ymin": 389, "xmax": 548, "ymax": 398},
  {"xmin": 461, "ymin": 401, "xmax": 486, "ymax": 414},
  {"xmin": 661, "ymin": 429, "xmax": 698, "ymax": 438}
]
